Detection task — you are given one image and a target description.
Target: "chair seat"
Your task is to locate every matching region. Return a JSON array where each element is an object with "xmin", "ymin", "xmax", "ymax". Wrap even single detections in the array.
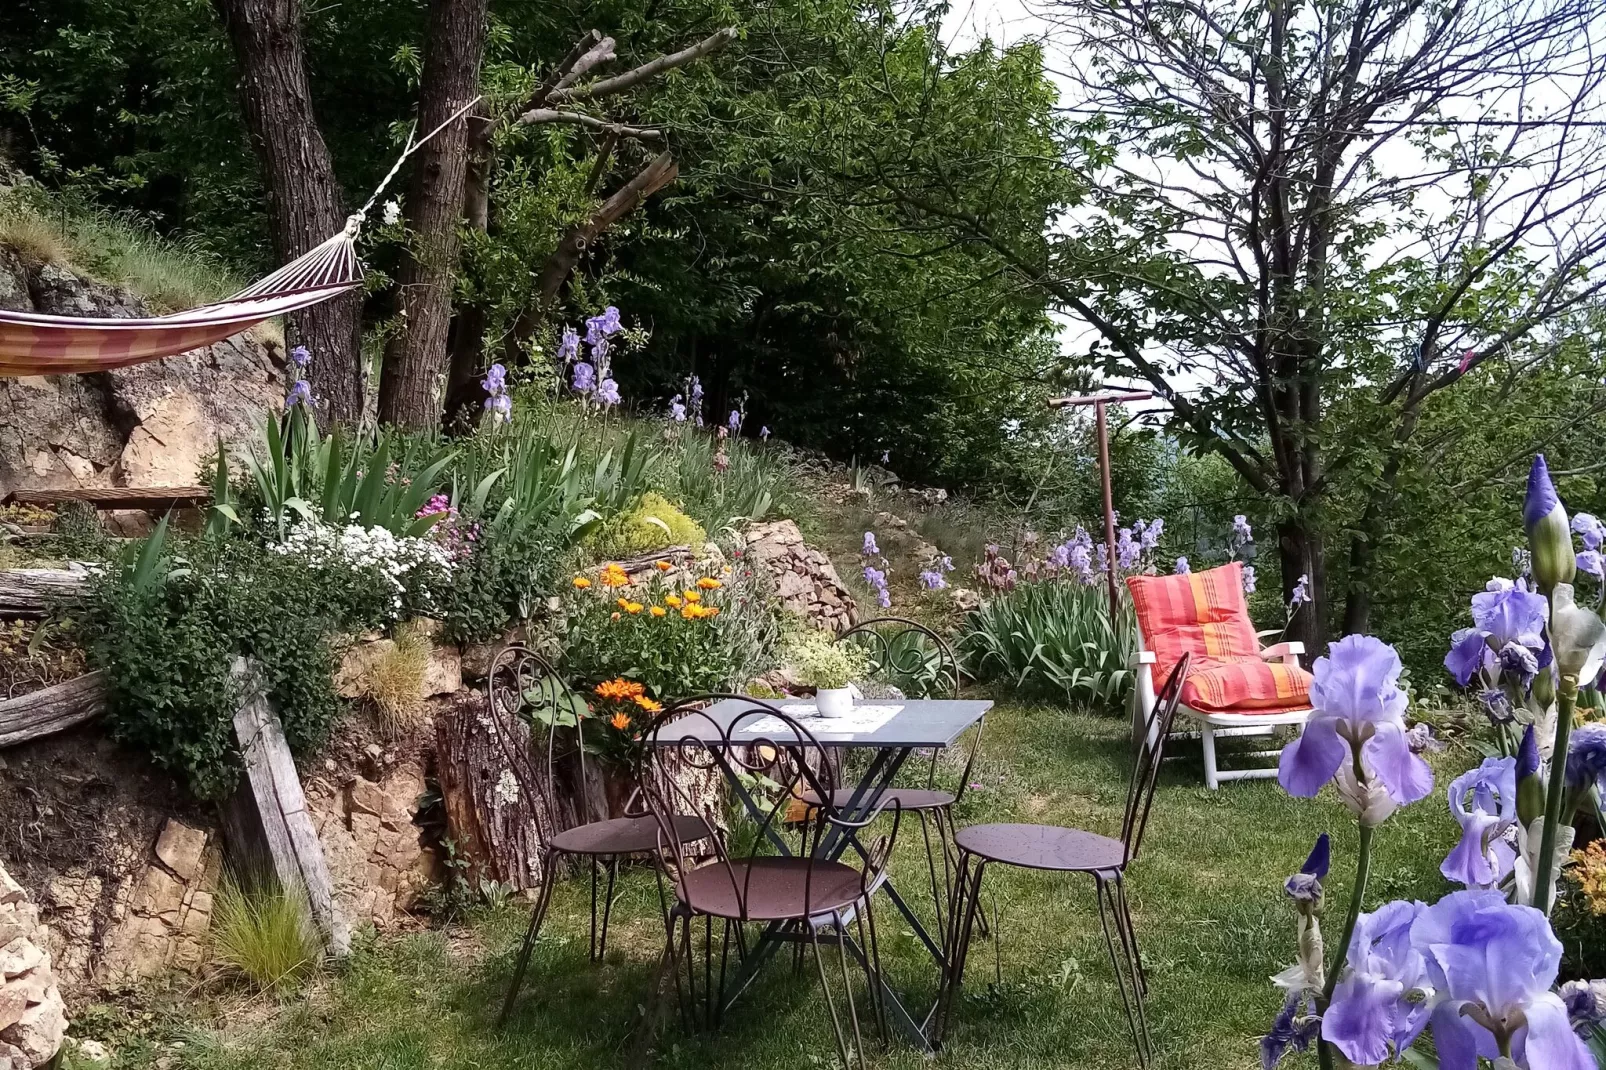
[
  {"xmin": 677, "ymin": 857, "xmax": 866, "ymax": 921},
  {"xmin": 549, "ymin": 814, "xmax": 711, "ymax": 856},
  {"xmin": 954, "ymin": 823, "xmax": 1126, "ymax": 874},
  {"xmin": 798, "ymin": 786, "xmax": 957, "ymax": 812}
]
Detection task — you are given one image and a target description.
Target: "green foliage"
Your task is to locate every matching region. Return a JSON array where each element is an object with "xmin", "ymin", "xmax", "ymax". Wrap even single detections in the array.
[
  {"xmin": 435, "ymin": 520, "xmax": 558, "ymax": 645},
  {"xmin": 585, "ymin": 491, "xmax": 706, "ymax": 559},
  {"xmin": 959, "ymin": 582, "xmax": 1135, "ymax": 709},
  {"xmin": 210, "ymin": 876, "xmax": 322, "ymax": 994},
  {"xmin": 561, "ymin": 569, "xmax": 780, "ymax": 699},
  {"xmin": 785, "ymin": 629, "xmax": 867, "ymax": 690},
  {"xmin": 82, "ymin": 529, "xmax": 345, "ymax": 799}
]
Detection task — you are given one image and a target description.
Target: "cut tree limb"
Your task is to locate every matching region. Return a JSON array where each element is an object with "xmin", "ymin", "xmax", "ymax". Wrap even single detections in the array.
[
  {"xmin": 0, "ymin": 671, "xmax": 106, "ymax": 747},
  {"xmin": 516, "ymin": 110, "xmax": 663, "ymax": 142},
  {"xmin": 5, "ymin": 486, "xmax": 210, "ymax": 511},
  {"xmin": 0, "ymin": 567, "xmax": 92, "ymax": 618},
  {"xmin": 545, "ymin": 27, "xmax": 737, "ymax": 105}
]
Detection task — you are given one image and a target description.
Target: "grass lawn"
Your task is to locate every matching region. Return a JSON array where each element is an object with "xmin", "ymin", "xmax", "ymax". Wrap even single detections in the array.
[{"xmin": 107, "ymin": 699, "xmax": 1459, "ymax": 1070}]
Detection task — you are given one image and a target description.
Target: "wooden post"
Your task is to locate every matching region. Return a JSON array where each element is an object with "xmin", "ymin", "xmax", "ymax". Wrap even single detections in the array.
[
  {"xmin": 1048, "ymin": 391, "xmax": 1153, "ymax": 616},
  {"xmin": 223, "ymin": 657, "xmax": 348, "ymax": 956},
  {"xmin": 0, "ymin": 671, "xmax": 105, "ymax": 746}
]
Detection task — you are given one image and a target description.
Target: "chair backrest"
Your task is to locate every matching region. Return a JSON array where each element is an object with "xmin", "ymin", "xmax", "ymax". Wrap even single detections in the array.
[
  {"xmin": 838, "ymin": 617, "xmax": 985, "ymax": 797},
  {"xmin": 1120, "ymin": 651, "xmax": 1190, "ymax": 866},
  {"xmin": 484, "ymin": 643, "xmax": 596, "ymax": 841},
  {"xmin": 1125, "ymin": 563, "xmax": 1259, "ymax": 680},
  {"xmin": 642, "ymin": 696, "xmax": 900, "ymax": 921},
  {"xmin": 838, "ymin": 617, "xmax": 960, "ymax": 700}
]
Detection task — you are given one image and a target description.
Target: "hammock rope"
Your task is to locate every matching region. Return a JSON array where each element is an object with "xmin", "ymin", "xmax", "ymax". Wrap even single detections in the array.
[{"xmin": 0, "ymin": 95, "xmax": 483, "ymax": 377}]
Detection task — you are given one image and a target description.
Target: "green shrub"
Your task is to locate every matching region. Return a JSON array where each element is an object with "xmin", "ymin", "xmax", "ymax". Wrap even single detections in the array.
[
  {"xmin": 210, "ymin": 876, "xmax": 322, "ymax": 993},
  {"xmin": 83, "ymin": 532, "xmax": 345, "ymax": 799},
  {"xmin": 585, "ymin": 491, "xmax": 706, "ymax": 558},
  {"xmin": 436, "ymin": 519, "xmax": 560, "ymax": 644},
  {"xmin": 958, "ymin": 581, "xmax": 1134, "ymax": 709},
  {"xmin": 786, "ymin": 630, "xmax": 868, "ymax": 689}
]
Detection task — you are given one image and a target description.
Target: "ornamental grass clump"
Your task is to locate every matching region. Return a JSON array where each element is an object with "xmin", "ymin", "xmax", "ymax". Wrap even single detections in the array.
[
  {"xmin": 364, "ymin": 624, "xmax": 429, "ymax": 735},
  {"xmin": 210, "ymin": 876, "xmax": 322, "ymax": 994}
]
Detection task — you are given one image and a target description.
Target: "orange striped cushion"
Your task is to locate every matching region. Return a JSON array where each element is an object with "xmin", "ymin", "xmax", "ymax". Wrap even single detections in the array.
[
  {"xmin": 1126, "ymin": 562, "xmax": 1311, "ymax": 715},
  {"xmin": 1180, "ymin": 659, "xmax": 1311, "ymax": 714}
]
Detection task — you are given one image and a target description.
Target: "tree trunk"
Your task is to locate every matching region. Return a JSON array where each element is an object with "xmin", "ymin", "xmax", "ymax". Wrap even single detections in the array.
[
  {"xmin": 1277, "ymin": 517, "xmax": 1326, "ymax": 656},
  {"xmin": 442, "ymin": 106, "xmax": 495, "ymax": 431},
  {"xmin": 213, "ymin": 0, "xmax": 364, "ymax": 425},
  {"xmin": 375, "ymin": 0, "xmax": 489, "ymax": 430}
]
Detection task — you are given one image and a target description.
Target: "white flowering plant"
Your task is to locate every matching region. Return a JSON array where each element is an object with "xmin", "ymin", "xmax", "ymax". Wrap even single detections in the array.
[{"xmin": 270, "ymin": 514, "xmax": 454, "ymax": 626}]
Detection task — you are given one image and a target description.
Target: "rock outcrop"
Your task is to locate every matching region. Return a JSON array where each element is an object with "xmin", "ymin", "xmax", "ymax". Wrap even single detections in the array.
[
  {"xmin": 740, "ymin": 520, "xmax": 858, "ymax": 633},
  {"xmin": 0, "ymin": 863, "xmax": 66, "ymax": 1067},
  {"xmin": 0, "ymin": 252, "xmax": 284, "ymax": 498}
]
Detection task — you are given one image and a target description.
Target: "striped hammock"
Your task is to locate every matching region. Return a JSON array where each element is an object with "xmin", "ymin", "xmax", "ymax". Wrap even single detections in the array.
[{"xmin": 0, "ymin": 221, "xmax": 363, "ymax": 377}]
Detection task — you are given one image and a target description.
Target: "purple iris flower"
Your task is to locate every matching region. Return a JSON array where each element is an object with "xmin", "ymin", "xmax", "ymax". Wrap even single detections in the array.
[
  {"xmin": 1232, "ymin": 514, "xmax": 1253, "ymax": 551},
  {"xmin": 1095, "ymin": 543, "xmax": 1109, "ymax": 575},
  {"xmin": 290, "ymin": 345, "xmax": 311, "ymax": 368},
  {"xmin": 1526, "ymin": 454, "xmax": 1576, "ymax": 591},
  {"xmin": 1444, "ymin": 580, "xmax": 1547, "ymax": 687},
  {"xmin": 1070, "ymin": 545, "xmax": 1093, "ymax": 583},
  {"xmin": 1575, "ymin": 513, "xmax": 1605, "ymax": 551},
  {"xmin": 1579, "ymin": 550, "xmax": 1604, "ymax": 580},
  {"xmin": 572, "ymin": 361, "xmax": 596, "ymax": 394},
  {"xmin": 1560, "ymin": 979, "xmax": 1606, "ymax": 1037},
  {"xmin": 1278, "ymin": 635, "xmax": 1435, "ymax": 809},
  {"xmin": 1261, "ymin": 993, "xmax": 1319, "ymax": 1069},
  {"xmin": 689, "ymin": 376, "xmax": 703, "ymax": 403},
  {"xmin": 1049, "ymin": 542, "xmax": 1071, "ymax": 568},
  {"xmin": 1416, "ymin": 890, "xmax": 1593, "ymax": 1070},
  {"xmin": 557, "ymin": 328, "xmax": 580, "ymax": 362},
  {"xmin": 1175, "ymin": 556, "xmax": 1190, "ymax": 574},
  {"xmin": 759, "ymin": 426, "xmax": 770, "ymax": 440},
  {"xmin": 1565, "ymin": 722, "xmax": 1606, "ymax": 794},
  {"xmin": 590, "ymin": 337, "xmax": 611, "ymax": 366},
  {"xmin": 728, "ymin": 409, "xmax": 741, "ymax": 432},
  {"xmin": 1116, "ymin": 528, "xmax": 1140, "ymax": 570},
  {"xmin": 585, "ymin": 306, "xmax": 622, "ymax": 346},
  {"xmin": 1321, "ymin": 900, "xmax": 1432, "ymax": 1064},
  {"xmin": 863, "ymin": 532, "xmax": 880, "ymax": 556},
  {"xmin": 1441, "ymin": 757, "xmax": 1518, "ymax": 890},
  {"xmin": 863, "ymin": 565, "xmax": 885, "ymax": 588},
  {"xmin": 286, "ymin": 379, "xmax": 312, "ymax": 407},
  {"xmin": 485, "ymin": 392, "xmax": 512, "ymax": 422},
  {"xmin": 920, "ymin": 569, "xmax": 947, "ymax": 590},
  {"xmin": 597, "ymin": 378, "xmax": 620, "ymax": 406},
  {"xmin": 1141, "ymin": 517, "xmax": 1163, "ymax": 549},
  {"xmin": 1290, "ymin": 574, "xmax": 1310, "ymax": 606},
  {"xmin": 1243, "ymin": 565, "xmax": 1258, "ymax": 594},
  {"xmin": 668, "ymin": 395, "xmax": 687, "ymax": 422}
]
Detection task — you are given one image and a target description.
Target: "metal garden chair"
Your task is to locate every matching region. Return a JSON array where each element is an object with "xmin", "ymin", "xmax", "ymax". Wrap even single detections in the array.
[
  {"xmin": 798, "ymin": 618, "xmax": 982, "ymax": 949},
  {"xmin": 933, "ymin": 652, "xmax": 1191, "ymax": 1067},
  {"xmin": 485, "ymin": 644, "xmax": 710, "ymax": 1026},
  {"xmin": 642, "ymin": 697, "xmax": 903, "ymax": 1070}
]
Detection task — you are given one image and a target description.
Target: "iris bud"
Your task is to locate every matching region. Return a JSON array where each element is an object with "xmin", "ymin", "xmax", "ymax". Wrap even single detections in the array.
[{"xmin": 1524, "ymin": 455, "xmax": 1575, "ymax": 594}]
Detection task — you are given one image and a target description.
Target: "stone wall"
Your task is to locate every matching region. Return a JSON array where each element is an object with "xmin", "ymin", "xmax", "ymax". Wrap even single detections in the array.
[
  {"xmin": 0, "ymin": 864, "xmax": 66, "ymax": 1068},
  {"xmin": 740, "ymin": 520, "xmax": 858, "ymax": 633},
  {"xmin": 302, "ymin": 721, "xmax": 439, "ymax": 932},
  {"xmin": 0, "ymin": 247, "xmax": 285, "ymax": 499}
]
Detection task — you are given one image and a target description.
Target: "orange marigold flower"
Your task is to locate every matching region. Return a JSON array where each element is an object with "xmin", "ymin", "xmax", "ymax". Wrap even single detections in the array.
[
  {"xmin": 609, "ymin": 712, "xmax": 632, "ymax": 731},
  {"xmin": 600, "ymin": 564, "xmax": 630, "ymax": 588},
  {"xmin": 665, "ymin": 595, "xmax": 683, "ymax": 608},
  {"xmin": 681, "ymin": 604, "xmax": 700, "ymax": 619},
  {"xmin": 632, "ymin": 694, "xmax": 663, "ymax": 713},
  {"xmin": 650, "ymin": 606, "xmax": 667, "ymax": 617},
  {"xmin": 655, "ymin": 560, "xmax": 672, "ymax": 571},
  {"xmin": 617, "ymin": 597, "xmax": 631, "ymax": 609},
  {"xmin": 684, "ymin": 590, "xmax": 702, "ymax": 603},
  {"xmin": 625, "ymin": 602, "xmax": 643, "ymax": 614},
  {"xmin": 696, "ymin": 577, "xmax": 722, "ymax": 590},
  {"xmin": 572, "ymin": 576, "xmax": 592, "ymax": 589},
  {"xmin": 705, "ymin": 607, "xmax": 720, "ymax": 617},
  {"xmin": 595, "ymin": 679, "xmax": 631, "ymax": 700}
]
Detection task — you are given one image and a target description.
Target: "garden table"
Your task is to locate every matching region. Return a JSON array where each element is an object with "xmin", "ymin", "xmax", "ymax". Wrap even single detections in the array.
[{"xmin": 651, "ymin": 696, "xmax": 992, "ymax": 1052}]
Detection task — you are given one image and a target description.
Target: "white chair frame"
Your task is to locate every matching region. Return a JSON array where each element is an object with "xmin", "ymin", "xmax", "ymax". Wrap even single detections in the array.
[{"xmin": 1128, "ymin": 629, "xmax": 1310, "ymax": 790}]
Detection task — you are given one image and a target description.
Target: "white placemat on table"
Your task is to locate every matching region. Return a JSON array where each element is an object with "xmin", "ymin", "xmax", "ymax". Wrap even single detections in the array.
[{"xmin": 740, "ymin": 704, "xmax": 903, "ymax": 739}]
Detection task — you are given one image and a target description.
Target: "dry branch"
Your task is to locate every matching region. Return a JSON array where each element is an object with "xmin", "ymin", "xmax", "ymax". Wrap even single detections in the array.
[
  {"xmin": 545, "ymin": 27, "xmax": 737, "ymax": 105},
  {"xmin": 0, "ymin": 671, "xmax": 105, "ymax": 747},
  {"xmin": 517, "ymin": 109, "xmax": 663, "ymax": 142},
  {"xmin": 0, "ymin": 568, "xmax": 92, "ymax": 618}
]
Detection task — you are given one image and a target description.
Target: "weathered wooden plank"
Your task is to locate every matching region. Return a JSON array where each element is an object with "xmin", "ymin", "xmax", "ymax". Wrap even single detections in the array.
[
  {"xmin": 0, "ymin": 670, "xmax": 106, "ymax": 747},
  {"xmin": 228, "ymin": 658, "xmax": 349, "ymax": 956},
  {"xmin": 4, "ymin": 486, "xmax": 210, "ymax": 511},
  {"xmin": 0, "ymin": 567, "xmax": 92, "ymax": 618}
]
